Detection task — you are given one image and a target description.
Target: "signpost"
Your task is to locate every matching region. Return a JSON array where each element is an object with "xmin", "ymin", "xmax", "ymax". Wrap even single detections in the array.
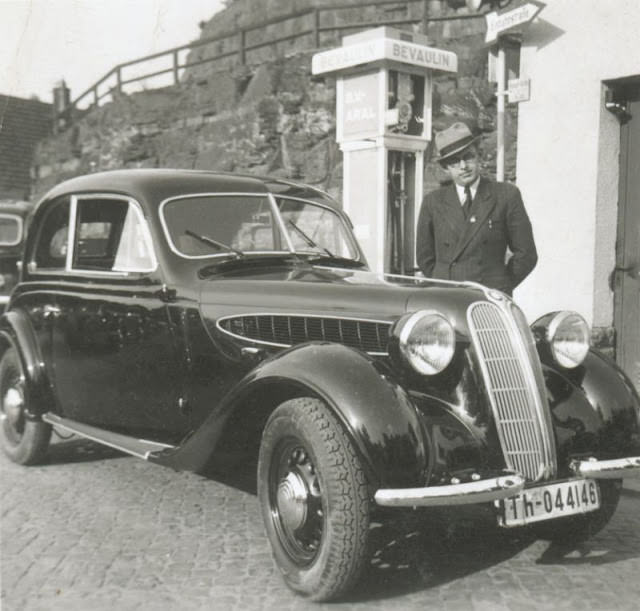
[
  {"xmin": 485, "ymin": 1, "xmax": 546, "ymax": 44},
  {"xmin": 486, "ymin": 0, "xmax": 545, "ymax": 180}
]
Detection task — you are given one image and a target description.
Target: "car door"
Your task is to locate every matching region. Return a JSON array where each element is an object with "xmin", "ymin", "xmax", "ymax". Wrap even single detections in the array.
[{"xmin": 47, "ymin": 193, "xmax": 189, "ymax": 443}]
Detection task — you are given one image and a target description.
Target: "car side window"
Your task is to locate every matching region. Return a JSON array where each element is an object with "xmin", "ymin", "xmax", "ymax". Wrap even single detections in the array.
[
  {"xmin": 73, "ymin": 197, "xmax": 155, "ymax": 273},
  {"xmin": 33, "ymin": 199, "xmax": 71, "ymax": 270}
]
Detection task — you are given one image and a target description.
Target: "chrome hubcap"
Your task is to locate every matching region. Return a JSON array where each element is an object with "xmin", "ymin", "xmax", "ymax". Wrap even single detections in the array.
[
  {"xmin": 4, "ymin": 387, "xmax": 24, "ymax": 426},
  {"xmin": 277, "ymin": 471, "xmax": 309, "ymax": 531},
  {"xmin": 272, "ymin": 443, "xmax": 324, "ymax": 564}
]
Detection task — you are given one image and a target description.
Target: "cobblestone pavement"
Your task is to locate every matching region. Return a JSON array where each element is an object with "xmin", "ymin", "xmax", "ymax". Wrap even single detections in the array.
[{"xmin": 2, "ymin": 435, "xmax": 639, "ymax": 611}]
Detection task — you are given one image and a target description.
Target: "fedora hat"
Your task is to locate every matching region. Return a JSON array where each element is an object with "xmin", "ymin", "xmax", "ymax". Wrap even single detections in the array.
[{"xmin": 434, "ymin": 122, "xmax": 480, "ymax": 162}]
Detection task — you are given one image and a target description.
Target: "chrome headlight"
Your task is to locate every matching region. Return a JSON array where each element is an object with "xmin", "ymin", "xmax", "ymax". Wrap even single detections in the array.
[
  {"xmin": 547, "ymin": 311, "xmax": 590, "ymax": 369},
  {"xmin": 398, "ymin": 311, "xmax": 455, "ymax": 375}
]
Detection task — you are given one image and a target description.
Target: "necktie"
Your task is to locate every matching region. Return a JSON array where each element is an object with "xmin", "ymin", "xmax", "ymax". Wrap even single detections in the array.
[{"xmin": 463, "ymin": 186, "xmax": 472, "ymax": 220}]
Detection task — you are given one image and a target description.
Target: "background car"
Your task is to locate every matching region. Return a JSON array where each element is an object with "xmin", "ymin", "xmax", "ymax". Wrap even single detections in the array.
[
  {"xmin": 0, "ymin": 200, "xmax": 32, "ymax": 311},
  {"xmin": 1, "ymin": 169, "xmax": 639, "ymax": 601}
]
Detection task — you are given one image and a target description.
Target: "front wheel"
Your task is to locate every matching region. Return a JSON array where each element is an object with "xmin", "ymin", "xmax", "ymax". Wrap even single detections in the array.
[
  {"xmin": 0, "ymin": 347, "xmax": 51, "ymax": 465},
  {"xmin": 257, "ymin": 397, "xmax": 370, "ymax": 601}
]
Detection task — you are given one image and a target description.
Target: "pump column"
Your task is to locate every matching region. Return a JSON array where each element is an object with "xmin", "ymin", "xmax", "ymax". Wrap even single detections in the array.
[{"xmin": 312, "ymin": 27, "xmax": 458, "ymax": 275}]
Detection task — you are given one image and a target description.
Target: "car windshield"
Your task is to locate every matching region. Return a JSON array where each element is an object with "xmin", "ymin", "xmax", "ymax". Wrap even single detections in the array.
[{"xmin": 161, "ymin": 194, "xmax": 360, "ymax": 261}]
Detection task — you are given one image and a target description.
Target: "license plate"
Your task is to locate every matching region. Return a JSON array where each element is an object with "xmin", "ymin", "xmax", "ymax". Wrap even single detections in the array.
[{"xmin": 496, "ymin": 479, "xmax": 600, "ymax": 527}]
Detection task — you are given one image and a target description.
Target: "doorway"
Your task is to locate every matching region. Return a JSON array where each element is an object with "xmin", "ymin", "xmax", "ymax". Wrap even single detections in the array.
[{"xmin": 613, "ymin": 83, "xmax": 640, "ymax": 392}]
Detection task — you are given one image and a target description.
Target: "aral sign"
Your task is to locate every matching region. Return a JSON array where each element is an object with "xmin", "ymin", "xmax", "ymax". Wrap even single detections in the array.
[{"xmin": 485, "ymin": 1, "xmax": 545, "ymax": 43}]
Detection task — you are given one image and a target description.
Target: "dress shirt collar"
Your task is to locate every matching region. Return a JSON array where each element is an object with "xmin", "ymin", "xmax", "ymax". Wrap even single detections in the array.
[{"xmin": 455, "ymin": 177, "xmax": 480, "ymax": 205}]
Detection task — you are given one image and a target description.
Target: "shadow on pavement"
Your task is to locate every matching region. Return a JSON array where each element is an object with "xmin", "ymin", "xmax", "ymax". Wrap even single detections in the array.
[
  {"xmin": 535, "ymin": 538, "xmax": 639, "ymax": 566},
  {"xmin": 45, "ymin": 437, "xmax": 126, "ymax": 464},
  {"xmin": 346, "ymin": 510, "xmax": 534, "ymax": 602}
]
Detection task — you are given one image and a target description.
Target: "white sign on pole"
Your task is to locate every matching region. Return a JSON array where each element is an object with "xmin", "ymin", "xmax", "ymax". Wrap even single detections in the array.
[
  {"xmin": 507, "ymin": 78, "xmax": 530, "ymax": 103},
  {"xmin": 485, "ymin": 1, "xmax": 545, "ymax": 44}
]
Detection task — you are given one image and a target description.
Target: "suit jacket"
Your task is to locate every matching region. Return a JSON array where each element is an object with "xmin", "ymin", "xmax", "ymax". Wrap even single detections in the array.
[{"xmin": 416, "ymin": 177, "xmax": 537, "ymax": 294}]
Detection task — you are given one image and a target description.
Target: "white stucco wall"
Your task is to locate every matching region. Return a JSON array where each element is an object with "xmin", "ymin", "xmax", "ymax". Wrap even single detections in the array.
[{"xmin": 515, "ymin": 0, "xmax": 640, "ymax": 326}]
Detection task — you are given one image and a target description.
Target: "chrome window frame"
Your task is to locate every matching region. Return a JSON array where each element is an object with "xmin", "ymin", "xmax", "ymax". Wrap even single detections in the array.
[{"xmin": 30, "ymin": 193, "xmax": 158, "ymax": 277}]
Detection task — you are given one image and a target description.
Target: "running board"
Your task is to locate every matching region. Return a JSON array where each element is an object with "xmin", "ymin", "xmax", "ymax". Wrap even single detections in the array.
[{"xmin": 42, "ymin": 413, "xmax": 176, "ymax": 460}]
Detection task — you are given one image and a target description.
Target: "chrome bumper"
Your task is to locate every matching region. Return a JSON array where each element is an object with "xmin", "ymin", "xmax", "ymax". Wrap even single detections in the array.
[
  {"xmin": 374, "ymin": 474, "xmax": 525, "ymax": 508},
  {"xmin": 571, "ymin": 456, "xmax": 640, "ymax": 479}
]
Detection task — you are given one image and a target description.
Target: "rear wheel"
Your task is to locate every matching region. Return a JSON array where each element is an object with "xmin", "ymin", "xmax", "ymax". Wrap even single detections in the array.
[
  {"xmin": 257, "ymin": 397, "xmax": 370, "ymax": 601},
  {"xmin": 0, "ymin": 347, "xmax": 51, "ymax": 465},
  {"xmin": 533, "ymin": 480, "xmax": 622, "ymax": 543}
]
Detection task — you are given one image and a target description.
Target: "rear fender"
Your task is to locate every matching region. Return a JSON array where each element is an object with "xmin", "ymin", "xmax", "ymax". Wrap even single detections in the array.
[
  {"xmin": 0, "ymin": 309, "xmax": 52, "ymax": 418},
  {"xmin": 155, "ymin": 343, "xmax": 429, "ymax": 488}
]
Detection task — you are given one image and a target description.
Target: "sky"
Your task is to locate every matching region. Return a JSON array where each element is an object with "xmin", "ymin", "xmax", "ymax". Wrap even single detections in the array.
[{"xmin": 1, "ymin": 0, "xmax": 225, "ymax": 103}]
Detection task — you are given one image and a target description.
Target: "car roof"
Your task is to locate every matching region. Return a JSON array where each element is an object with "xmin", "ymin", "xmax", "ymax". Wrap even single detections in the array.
[
  {"xmin": 0, "ymin": 200, "xmax": 33, "ymax": 215},
  {"xmin": 38, "ymin": 169, "xmax": 335, "ymax": 211}
]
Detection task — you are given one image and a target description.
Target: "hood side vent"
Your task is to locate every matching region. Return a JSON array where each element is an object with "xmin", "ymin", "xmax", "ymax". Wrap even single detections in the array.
[{"xmin": 218, "ymin": 314, "xmax": 390, "ymax": 355}]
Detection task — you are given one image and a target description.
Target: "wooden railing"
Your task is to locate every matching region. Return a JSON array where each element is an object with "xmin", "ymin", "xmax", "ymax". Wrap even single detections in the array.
[{"xmin": 59, "ymin": 0, "xmax": 485, "ymax": 124}]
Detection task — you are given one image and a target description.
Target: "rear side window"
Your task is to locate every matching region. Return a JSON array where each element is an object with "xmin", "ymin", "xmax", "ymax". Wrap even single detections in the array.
[
  {"xmin": 72, "ymin": 197, "xmax": 156, "ymax": 273},
  {"xmin": 33, "ymin": 199, "xmax": 71, "ymax": 270}
]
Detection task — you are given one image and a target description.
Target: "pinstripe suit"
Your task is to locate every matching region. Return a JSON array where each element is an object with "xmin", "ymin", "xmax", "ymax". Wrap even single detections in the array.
[{"xmin": 416, "ymin": 177, "xmax": 537, "ymax": 294}]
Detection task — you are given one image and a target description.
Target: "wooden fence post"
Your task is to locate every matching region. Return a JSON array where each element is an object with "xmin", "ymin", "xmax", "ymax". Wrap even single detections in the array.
[
  {"xmin": 313, "ymin": 9, "xmax": 320, "ymax": 48},
  {"xmin": 173, "ymin": 50, "xmax": 180, "ymax": 85},
  {"xmin": 239, "ymin": 29, "xmax": 246, "ymax": 65}
]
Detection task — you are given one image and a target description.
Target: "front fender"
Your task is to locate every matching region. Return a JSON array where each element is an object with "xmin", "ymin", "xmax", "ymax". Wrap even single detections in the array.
[
  {"xmin": 545, "ymin": 349, "xmax": 640, "ymax": 474},
  {"xmin": 156, "ymin": 343, "xmax": 429, "ymax": 488}
]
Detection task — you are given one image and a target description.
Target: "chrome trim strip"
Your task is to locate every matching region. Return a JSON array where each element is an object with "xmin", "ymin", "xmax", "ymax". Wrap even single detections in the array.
[
  {"xmin": 42, "ymin": 413, "xmax": 175, "ymax": 460},
  {"xmin": 374, "ymin": 474, "xmax": 526, "ymax": 507},
  {"xmin": 571, "ymin": 456, "xmax": 640, "ymax": 479},
  {"xmin": 216, "ymin": 312, "xmax": 392, "ymax": 355}
]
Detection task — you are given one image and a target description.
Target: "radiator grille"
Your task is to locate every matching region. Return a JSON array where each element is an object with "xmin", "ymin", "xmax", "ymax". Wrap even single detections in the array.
[
  {"xmin": 218, "ymin": 314, "xmax": 390, "ymax": 354},
  {"xmin": 468, "ymin": 301, "xmax": 549, "ymax": 481}
]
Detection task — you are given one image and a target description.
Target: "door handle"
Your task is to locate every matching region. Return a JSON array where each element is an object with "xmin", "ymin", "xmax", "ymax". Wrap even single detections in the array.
[{"xmin": 157, "ymin": 284, "xmax": 177, "ymax": 303}]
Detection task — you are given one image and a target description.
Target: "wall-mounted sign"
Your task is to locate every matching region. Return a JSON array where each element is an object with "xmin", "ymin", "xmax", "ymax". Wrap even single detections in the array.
[
  {"xmin": 340, "ymin": 72, "xmax": 380, "ymax": 140},
  {"xmin": 485, "ymin": 1, "xmax": 545, "ymax": 44},
  {"xmin": 507, "ymin": 77, "xmax": 531, "ymax": 103}
]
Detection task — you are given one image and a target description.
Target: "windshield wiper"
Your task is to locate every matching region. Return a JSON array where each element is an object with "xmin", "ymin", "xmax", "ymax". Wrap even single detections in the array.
[
  {"xmin": 185, "ymin": 230, "xmax": 244, "ymax": 258},
  {"xmin": 307, "ymin": 254, "xmax": 367, "ymax": 269},
  {"xmin": 287, "ymin": 220, "xmax": 334, "ymax": 257}
]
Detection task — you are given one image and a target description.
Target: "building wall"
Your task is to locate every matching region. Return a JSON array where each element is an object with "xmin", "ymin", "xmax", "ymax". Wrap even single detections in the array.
[{"xmin": 515, "ymin": 0, "xmax": 640, "ymax": 329}]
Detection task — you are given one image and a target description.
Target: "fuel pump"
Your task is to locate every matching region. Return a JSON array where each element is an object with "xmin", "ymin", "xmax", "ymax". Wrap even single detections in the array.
[{"xmin": 312, "ymin": 27, "xmax": 458, "ymax": 274}]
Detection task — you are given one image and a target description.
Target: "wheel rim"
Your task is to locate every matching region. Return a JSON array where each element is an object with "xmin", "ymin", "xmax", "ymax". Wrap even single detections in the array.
[
  {"xmin": 0, "ymin": 367, "xmax": 26, "ymax": 445},
  {"xmin": 268, "ymin": 437, "xmax": 324, "ymax": 566}
]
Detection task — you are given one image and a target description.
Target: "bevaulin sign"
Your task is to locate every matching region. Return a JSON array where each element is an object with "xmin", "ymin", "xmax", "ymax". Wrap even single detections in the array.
[{"xmin": 312, "ymin": 38, "xmax": 458, "ymax": 75}]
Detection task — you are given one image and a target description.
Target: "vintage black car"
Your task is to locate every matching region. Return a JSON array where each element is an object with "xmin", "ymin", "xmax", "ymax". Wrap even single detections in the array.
[
  {"xmin": 0, "ymin": 200, "xmax": 32, "ymax": 310},
  {"xmin": 1, "ymin": 169, "xmax": 639, "ymax": 601}
]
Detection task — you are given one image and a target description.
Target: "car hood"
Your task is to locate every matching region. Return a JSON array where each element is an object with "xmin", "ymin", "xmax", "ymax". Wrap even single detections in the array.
[{"xmin": 198, "ymin": 261, "xmax": 489, "ymax": 328}]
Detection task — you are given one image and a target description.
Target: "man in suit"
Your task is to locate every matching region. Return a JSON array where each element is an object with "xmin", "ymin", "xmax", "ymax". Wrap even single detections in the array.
[{"xmin": 416, "ymin": 122, "xmax": 537, "ymax": 295}]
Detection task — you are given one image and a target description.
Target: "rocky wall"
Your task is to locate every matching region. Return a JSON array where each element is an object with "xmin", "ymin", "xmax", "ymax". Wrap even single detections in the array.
[{"xmin": 33, "ymin": 0, "xmax": 519, "ymax": 202}]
